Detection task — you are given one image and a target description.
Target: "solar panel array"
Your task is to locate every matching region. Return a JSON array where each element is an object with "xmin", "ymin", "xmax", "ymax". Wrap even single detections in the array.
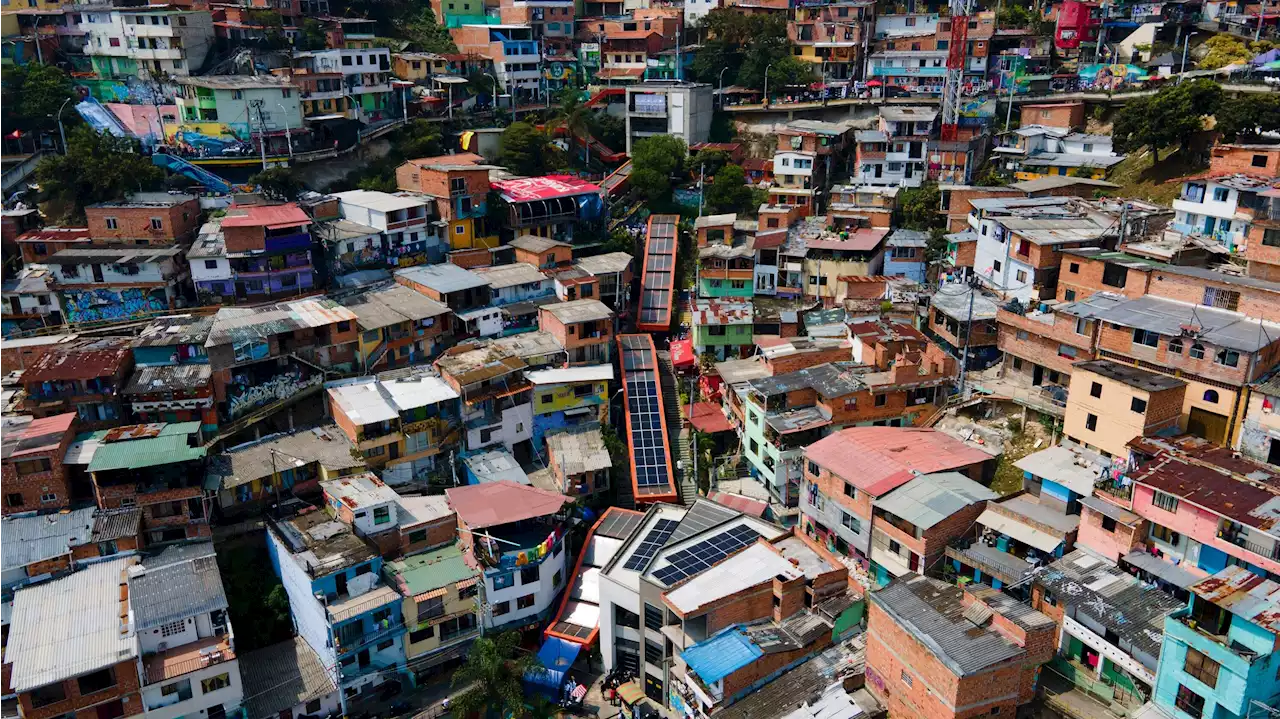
[
  {"xmin": 638, "ymin": 215, "xmax": 679, "ymax": 330},
  {"xmin": 621, "ymin": 518, "xmax": 680, "ymax": 571},
  {"xmin": 651, "ymin": 525, "xmax": 763, "ymax": 586},
  {"xmin": 619, "ymin": 335, "xmax": 674, "ymax": 499}
]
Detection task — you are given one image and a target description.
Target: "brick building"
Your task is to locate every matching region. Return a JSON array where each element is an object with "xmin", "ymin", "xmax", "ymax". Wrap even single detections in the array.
[
  {"xmin": 538, "ymin": 299, "xmax": 614, "ymax": 365},
  {"xmin": 395, "ymin": 154, "xmax": 497, "ymax": 251},
  {"xmin": 21, "ymin": 337, "xmax": 134, "ymax": 426},
  {"xmin": 1063, "ymin": 360, "xmax": 1186, "ymax": 458},
  {"xmin": 866, "ymin": 575, "xmax": 1056, "ymax": 719},
  {"xmin": 866, "ymin": 472, "xmax": 998, "ymax": 586},
  {"xmin": 993, "ymin": 292, "xmax": 1121, "ymax": 403},
  {"xmin": 13, "ymin": 227, "xmax": 91, "ymax": 265},
  {"xmin": 83, "ymin": 193, "xmax": 201, "ymax": 246},
  {"xmin": 1, "ymin": 413, "xmax": 78, "ymax": 514}
]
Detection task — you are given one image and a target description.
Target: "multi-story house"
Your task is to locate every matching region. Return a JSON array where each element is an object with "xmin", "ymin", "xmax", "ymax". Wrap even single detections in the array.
[
  {"xmin": 77, "ymin": 5, "xmax": 214, "ymax": 79},
  {"xmin": 690, "ymin": 300, "xmax": 752, "ymax": 361},
  {"xmin": 46, "ymin": 245, "xmax": 188, "ymax": 324},
  {"xmin": 1063, "ymin": 360, "xmax": 1187, "ymax": 458},
  {"xmin": 395, "ymin": 153, "xmax": 496, "ymax": 251},
  {"xmin": 132, "ymin": 543, "xmax": 242, "ymax": 719},
  {"xmin": 451, "ymin": 24, "xmax": 543, "ymax": 103},
  {"xmin": 623, "ymin": 82, "xmax": 714, "ymax": 157},
  {"xmin": 7, "ymin": 558, "xmax": 143, "ymax": 719},
  {"xmin": 854, "ymin": 106, "xmax": 936, "ymax": 187},
  {"xmin": 1054, "ymin": 0, "xmax": 1102, "ymax": 58},
  {"xmin": 0, "ymin": 412, "xmax": 77, "ymax": 514},
  {"xmin": 696, "ymin": 242, "xmax": 754, "ymax": 300},
  {"xmin": 997, "ymin": 126, "xmax": 1124, "ymax": 181},
  {"xmin": 883, "ymin": 228, "xmax": 927, "ymax": 283},
  {"xmin": 332, "ymin": 189, "xmax": 442, "ymax": 267},
  {"xmin": 1153, "ymin": 567, "xmax": 1279, "ymax": 719},
  {"xmin": 1173, "ymin": 173, "xmax": 1279, "ymax": 254},
  {"xmin": 1242, "ymin": 179, "xmax": 1280, "ymax": 283},
  {"xmin": 291, "ymin": 48, "xmax": 394, "ymax": 122},
  {"xmin": 526, "ymin": 364, "xmax": 612, "ymax": 450},
  {"xmin": 498, "ymin": 0, "xmax": 576, "ymax": 56},
  {"xmin": 926, "ymin": 284, "xmax": 999, "ymax": 367},
  {"xmin": 435, "ymin": 332, "xmax": 565, "ymax": 454},
  {"xmin": 544, "ymin": 428, "xmax": 612, "ymax": 498},
  {"xmin": 22, "ymin": 337, "xmax": 134, "ymax": 425},
  {"xmin": 205, "ymin": 298, "xmax": 359, "ymax": 423},
  {"xmin": 174, "ymin": 76, "xmax": 303, "ymax": 156},
  {"xmin": 447, "ymin": 480, "xmax": 573, "ymax": 631},
  {"xmin": 218, "ymin": 203, "xmax": 317, "ymax": 302},
  {"xmin": 383, "ymin": 543, "xmax": 481, "ymax": 685},
  {"xmin": 84, "ymin": 193, "xmax": 202, "ymax": 246},
  {"xmin": 492, "ymin": 176, "xmax": 606, "ymax": 245},
  {"xmin": 801, "ymin": 427, "xmax": 994, "ymax": 587},
  {"xmin": 314, "ymin": 218, "xmax": 384, "ymax": 280},
  {"xmin": 866, "ymin": 471, "xmax": 998, "ymax": 585},
  {"xmin": 266, "ymin": 504, "xmax": 410, "ymax": 703},
  {"xmin": 788, "ymin": 0, "xmax": 873, "ymax": 82},
  {"xmin": 123, "ymin": 314, "xmax": 216, "ymax": 431},
  {"xmin": 866, "ymin": 575, "xmax": 1056, "ymax": 719},
  {"xmin": 866, "ymin": 49, "xmax": 947, "ymax": 96},
  {"xmin": 343, "ymin": 284, "xmax": 451, "ymax": 371},
  {"xmin": 538, "ymin": 299, "xmax": 614, "ymax": 365},
  {"xmin": 2, "ymin": 267, "xmax": 63, "ymax": 332},
  {"xmin": 828, "ymin": 184, "xmax": 897, "ymax": 231},
  {"xmin": 206, "ymin": 424, "xmax": 363, "ymax": 516},
  {"xmin": 326, "ymin": 371, "xmax": 462, "ymax": 485},
  {"xmin": 395, "ymin": 263, "xmax": 496, "ymax": 339},
  {"xmin": 72, "ymin": 420, "xmax": 209, "ymax": 546},
  {"xmin": 473, "ymin": 263, "xmax": 555, "ymax": 312}
]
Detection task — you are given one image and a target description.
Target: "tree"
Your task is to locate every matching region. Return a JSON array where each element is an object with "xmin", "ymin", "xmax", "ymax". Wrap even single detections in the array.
[
  {"xmin": 295, "ymin": 18, "xmax": 328, "ymax": 51},
  {"xmin": 450, "ymin": 632, "xmax": 539, "ymax": 719},
  {"xmin": 398, "ymin": 118, "xmax": 444, "ymax": 158},
  {"xmin": 630, "ymin": 135, "xmax": 687, "ymax": 203},
  {"xmin": 588, "ymin": 111, "xmax": 624, "ymax": 150},
  {"xmin": 1215, "ymin": 93, "xmax": 1280, "ymax": 142},
  {"xmin": 897, "ymin": 182, "xmax": 942, "ymax": 231},
  {"xmin": 249, "ymin": 167, "xmax": 302, "ymax": 200},
  {"xmin": 704, "ymin": 164, "xmax": 754, "ymax": 214},
  {"xmin": 404, "ymin": 6, "xmax": 458, "ymax": 54},
  {"xmin": 685, "ymin": 148, "xmax": 730, "ymax": 177},
  {"xmin": 35, "ymin": 126, "xmax": 163, "ymax": 222},
  {"xmin": 1110, "ymin": 79, "xmax": 1222, "ymax": 154},
  {"xmin": 925, "ymin": 227, "xmax": 950, "ymax": 264},
  {"xmin": 1199, "ymin": 34, "xmax": 1253, "ymax": 70},
  {"xmin": 549, "ymin": 90, "xmax": 593, "ymax": 166},
  {"xmin": 1, "ymin": 63, "xmax": 78, "ymax": 136},
  {"xmin": 689, "ymin": 10, "xmax": 791, "ymax": 90},
  {"xmin": 498, "ymin": 122, "xmax": 554, "ymax": 176}
]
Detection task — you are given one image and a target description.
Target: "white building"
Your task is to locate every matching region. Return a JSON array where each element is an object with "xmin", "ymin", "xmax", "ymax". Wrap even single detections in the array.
[
  {"xmin": 45, "ymin": 246, "xmax": 187, "ymax": 323},
  {"xmin": 854, "ymin": 106, "xmax": 937, "ymax": 188},
  {"xmin": 78, "ymin": 6, "xmax": 214, "ymax": 78},
  {"xmin": 2, "ymin": 266, "xmax": 63, "ymax": 328},
  {"xmin": 332, "ymin": 189, "xmax": 442, "ymax": 266},
  {"xmin": 131, "ymin": 543, "xmax": 243, "ymax": 719},
  {"xmin": 292, "ymin": 48, "xmax": 394, "ymax": 122},
  {"xmin": 472, "ymin": 263, "xmax": 555, "ymax": 306},
  {"xmin": 1173, "ymin": 174, "xmax": 1276, "ymax": 252},
  {"xmin": 624, "ymin": 81, "xmax": 714, "ymax": 156},
  {"xmin": 175, "ymin": 76, "xmax": 304, "ymax": 140},
  {"xmin": 996, "ymin": 126, "xmax": 1125, "ymax": 182}
]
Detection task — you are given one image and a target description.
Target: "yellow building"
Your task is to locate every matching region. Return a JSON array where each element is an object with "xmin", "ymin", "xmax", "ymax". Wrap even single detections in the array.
[
  {"xmin": 392, "ymin": 52, "xmax": 450, "ymax": 82},
  {"xmin": 383, "ymin": 543, "xmax": 481, "ymax": 681},
  {"xmin": 1063, "ymin": 360, "xmax": 1187, "ymax": 458},
  {"xmin": 527, "ymin": 365, "xmax": 612, "ymax": 449}
]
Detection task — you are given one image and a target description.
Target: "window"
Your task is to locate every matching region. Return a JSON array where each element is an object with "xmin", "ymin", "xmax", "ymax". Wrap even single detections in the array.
[
  {"xmin": 517, "ymin": 594, "xmax": 536, "ymax": 610},
  {"xmin": 841, "ymin": 513, "xmax": 861, "ymax": 533},
  {"xmin": 14, "ymin": 458, "xmax": 51, "ymax": 475},
  {"xmin": 1133, "ymin": 328, "xmax": 1160, "ymax": 348},
  {"xmin": 520, "ymin": 565, "xmax": 539, "ymax": 585},
  {"xmin": 492, "ymin": 571, "xmax": 513, "ymax": 590},
  {"xmin": 417, "ymin": 596, "xmax": 444, "ymax": 622},
  {"xmin": 1253, "ymin": 154, "xmax": 1268, "ymax": 168},
  {"xmin": 552, "ymin": 569, "xmax": 562, "ymax": 588},
  {"xmin": 1015, "ymin": 269, "xmax": 1027, "ymax": 283},
  {"xmin": 888, "ymin": 540, "xmax": 901, "ymax": 554},
  {"xmin": 1212, "ymin": 187, "xmax": 1229, "ymax": 203},
  {"xmin": 1069, "ymin": 262, "xmax": 1080, "ymax": 274},
  {"xmin": 1203, "ymin": 389, "xmax": 1219, "ymax": 403},
  {"xmin": 1183, "ymin": 648, "xmax": 1219, "ymax": 688},
  {"xmin": 644, "ymin": 603, "xmax": 663, "ymax": 630},
  {"xmin": 644, "ymin": 639, "xmax": 663, "ymax": 665},
  {"xmin": 1169, "ymin": 339, "xmax": 1183, "ymax": 355},
  {"xmin": 1090, "ymin": 382, "xmax": 1102, "ymax": 398},
  {"xmin": 455, "ymin": 225, "xmax": 465, "ymax": 235},
  {"xmin": 993, "ymin": 259, "xmax": 1002, "ymax": 272},
  {"xmin": 150, "ymin": 217, "xmax": 163, "ymax": 230},
  {"xmin": 844, "ymin": 482, "xmax": 856, "ymax": 499},
  {"xmin": 29, "ymin": 683, "xmax": 66, "ymax": 708},
  {"xmin": 900, "ymin": 669, "xmax": 913, "ymax": 687},
  {"xmin": 492, "ymin": 601, "xmax": 510, "ymax": 616},
  {"xmin": 1214, "ymin": 348, "xmax": 1239, "ymax": 367},
  {"xmin": 615, "ymin": 605, "xmax": 640, "ymax": 629},
  {"xmin": 373, "ymin": 506, "xmax": 391, "ymax": 524},
  {"xmin": 1131, "ymin": 397, "xmax": 1147, "ymax": 413},
  {"xmin": 1190, "ymin": 343, "xmax": 1205, "ymax": 360},
  {"xmin": 408, "ymin": 529, "xmax": 427, "ymax": 544},
  {"xmin": 410, "ymin": 626, "xmax": 435, "ymax": 643},
  {"xmin": 1101, "ymin": 263, "xmax": 1127, "ymax": 288},
  {"xmin": 105, "ymin": 217, "xmax": 118, "ymax": 229},
  {"xmin": 1153, "ymin": 491, "xmax": 1179, "ymax": 512},
  {"xmin": 160, "ymin": 619, "xmax": 186, "ymax": 637},
  {"xmin": 1101, "ymin": 516, "xmax": 1117, "ymax": 532},
  {"xmin": 808, "ymin": 460, "xmax": 820, "ymax": 475},
  {"xmin": 161, "ymin": 679, "xmax": 193, "ymax": 702},
  {"xmin": 875, "ymin": 394, "xmax": 887, "ymax": 407},
  {"xmin": 78, "ymin": 667, "xmax": 117, "ymax": 695},
  {"xmin": 306, "ymin": 700, "xmax": 323, "ymax": 714},
  {"xmin": 1085, "ymin": 413, "xmax": 1098, "ymax": 431},
  {"xmin": 1075, "ymin": 318, "xmax": 1091, "ymax": 335},
  {"xmin": 1175, "ymin": 685, "xmax": 1205, "ymax": 718},
  {"xmin": 1203, "ymin": 287, "xmax": 1240, "ymax": 311},
  {"xmin": 109, "ymin": 36, "xmax": 120, "ymax": 46}
]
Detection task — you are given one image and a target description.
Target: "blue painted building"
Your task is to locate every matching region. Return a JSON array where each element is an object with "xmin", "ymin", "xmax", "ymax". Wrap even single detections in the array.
[
  {"xmin": 266, "ymin": 507, "xmax": 411, "ymax": 708},
  {"xmin": 1153, "ymin": 566, "xmax": 1280, "ymax": 719},
  {"xmin": 883, "ymin": 229, "xmax": 928, "ymax": 284},
  {"xmin": 123, "ymin": 313, "xmax": 216, "ymax": 433}
]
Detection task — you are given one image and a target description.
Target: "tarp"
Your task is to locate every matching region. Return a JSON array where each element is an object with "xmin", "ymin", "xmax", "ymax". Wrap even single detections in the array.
[
  {"xmin": 670, "ymin": 339, "xmax": 695, "ymax": 368},
  {"xmin": 526, "ymin": 636, "xmax": 581, "ymax": 693}
]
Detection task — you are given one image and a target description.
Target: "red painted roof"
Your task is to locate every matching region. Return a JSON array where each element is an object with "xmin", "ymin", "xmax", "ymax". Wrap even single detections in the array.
[
  {"xmin": 805, "ymin": 228, "xmax": 889, "ymax": 252},
  {"xmin": 221, "ymin": 203, "xmax": 311, "ymax": 229},
  {"xmin": 707, "ymin": 491, "xmax": 768, "ymax": 518},
  {"xmin": 5, "ymin": 413, "xmax": 75, "ymax": 459},
  {"xmin": 687, "ymin": 401, "xmax": 734, "ymax": 434},
  {"xmin": 14, "ymin": 227, "xmax": 91, "ymax": 244},
  {"xmin": 806, "ymin": 427, "xmax": 993, "ymax": 497},
  {"xmin": 23, "ymin": 339, "xmax": 132, "ymax": 383},
  {"xmin": 492, "ymin": 175, "xmax": 602, "ymax": 203},
  {"xmin": 446, "ymin": 480, "xmax": 572, "ymax": 529}
]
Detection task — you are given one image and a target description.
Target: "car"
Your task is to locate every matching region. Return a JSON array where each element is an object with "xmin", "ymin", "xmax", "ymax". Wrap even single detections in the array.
[{"xmin": 884, "ymin": 86, "xmax": 911, "ymax": 98}]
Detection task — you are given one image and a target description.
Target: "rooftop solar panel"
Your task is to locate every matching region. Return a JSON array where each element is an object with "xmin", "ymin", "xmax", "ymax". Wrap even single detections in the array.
[
  {"xmin": 650, "ymin": 525, "xmax": 762, "ymax": 585},
  {"xmin": 596, "ymin": 509, "xmax": 644, "ymax": 540},
  {"xmin": 622, "ymin": 518, "xmax": 680, "ymax": 571},
  {"xmin": 637, "ymin": 214, "xmax": 679, "ymax": 332},
  {"xmin": 617, "ymin": 334, "xmax": 675, "ymax": 501}
]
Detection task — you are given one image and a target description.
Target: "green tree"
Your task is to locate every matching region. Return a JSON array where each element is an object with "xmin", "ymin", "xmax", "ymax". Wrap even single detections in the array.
[
  {"xmin": 1, "ymin": 63, "xmax": 78, "ymax": 136},
  {"xmin": 1199, "ymin": 34, "xmax": 1253, "ymax": 70},
  {"xmin": 405, "ymin": 6, "xmax": 458, "ymax": 54},
  {"xmin": 1215, "ymin": 93, "xmax": 1280, "ymax": 142},
  {"xmin": 35, "ymin": 127, "xmax": 163, "ymax": 222},
  {"xmin": 630, "ymin": 135, "xmax": 687, "ymax": 203},
  {"xmin": 685, "ymin": 148, "xmax": 730, "ymax": 177},
  {"xmin": 897, "ymin": 182, "xmax": 942, "ymax": 231},
  {"xmin": 588, "ymin": 111, "xmax": 625, "ymax": 150},
  {"xmin": 249, "ymin": 167, "xmax": 302, "ymax": 200},
  {"xmin": 498, "ymin": 121, "xmax": 554, "ymax": 176},
  {"xmin": 690, "ymin": 10, "xmax": 791, "ymax": 91},
  {"xmin": 398, "ymin": 118, "xmax": 444, "ymax": 158},
  {"xmin": 1111, "ymin": 79, "xmax": 1222, "ymax": 154},
  {"xmin": 549, "ymin": 90, "xmax": 593, "ymax": 166},
  {"xmin": 295, "ymin": 18, "xmax": 329, "ymax": 51},
  {"xmin": 450, "ymin": 632, "xmax": 539, "ymax": 719},
  {"xmin": 704, "ymin": 164, "xmax": 753, "ymax": 214},
  {"xmin": 925, "ymin": 227, "xmax": 950, "ymax": 264}
]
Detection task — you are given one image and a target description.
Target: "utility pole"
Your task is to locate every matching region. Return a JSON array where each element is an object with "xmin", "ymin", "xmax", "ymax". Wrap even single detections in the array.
[
  {"xmin": 697, "ymin": 163, "xmax": 705, "ymax": 217},
  {"xmin": 1257, "ymin": 0, "xmax": 1267, "ymax": 43},
  {"xmin": 957, "ymin": 275, "xmax": 979, "ymax": 399},
  {"xmin": 251, "ymin": 99, "xmax": 268, "ymax": 172}
]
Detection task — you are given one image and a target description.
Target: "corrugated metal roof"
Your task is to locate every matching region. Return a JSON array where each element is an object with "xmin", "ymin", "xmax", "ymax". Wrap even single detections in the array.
[
  {"xmin": 1, "ymin": 507, "xmax": 96, "ymax": 570},
  {"xmin": 547, "ymin": 429, "xmax": 612, "ymax": 476},
  {"xmin": 1092, "ymin": 294, "xmax": 1280, "ymax": 353},
  {"xmin": 873, "ymin": 472, "xmax": 997, "ymax": 531},
  {"xmin": 93, "ymin": 508, "xmax": 142, "ymax": 542},
  {"xmin": 86, "ymin": 421, "xmax": 205, "ymax": 472},
  {"xmin": 239, "ymin": 637, "xmax": 337, "ymax": 719},
  {"xmin": 1187, "ymin": 566, "xmax": 1280, "ymax": 632},
  {"xmin": 682, "ymin": 627, "xmax": 763, "ymax": 684},
  {"xmin": 131, "ymin": 542, "xmax": 228, "ymax": 630},
  {"xmin": 445, "ymin": 480, "xmax": 570, "ymax": 529},
  {"xmin": 394, "ymin": 263, "xmax": 489, "ymax": 293},
  {"xmin": 384, "ymin": 543, "xmax": 477, "ymax": 596},
  {"xmin": 7, "ymin": 557, "xmax": 139, "ymax": 692},
  {"xmin": 208, "ymin": 425, "xmax": 360, "ymax": 489},
  {"xmin": 206, "ymin": 299, "xmax": 357, "ymax": 347},
  {"xmin": 525, "ymin": 365, "xmax": 613, "ymax": 385}
]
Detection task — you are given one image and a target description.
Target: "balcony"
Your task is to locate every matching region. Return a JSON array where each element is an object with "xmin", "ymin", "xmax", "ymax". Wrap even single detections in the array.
[
  {"xmin": 1218, "ymin": 522, "xmax": 1280, "ymax": 562},
  {"xmin": 143, "ymin": 634, "xmax": 235, "ymax": 685}
]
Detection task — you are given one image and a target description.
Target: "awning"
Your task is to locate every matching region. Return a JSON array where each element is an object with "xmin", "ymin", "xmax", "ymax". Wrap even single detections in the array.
[
  {"xmin": 977, "ymin": 509, "xmax": 1063, "ymax": 554},
  {"xmin": 866, "ymin": 80, "xmax": 883, "ymax": 87},
  {"xmin": 526, "ymin": 636, "xmax": 581, "ymax": 693},
  {"xmin": 687, "ymin": 402, "xmax": 733, "ymax": 434},
  {"xmin": 670, "ymin": 338, "xmax": 695, "ymax": 368},
  {"xmin": 616, "ymin": 681, "xmax": 645, "ymax": 705},
  {"xmin": 1122, "ymin": 550, "xmax": 1201, "ymax": 590}
]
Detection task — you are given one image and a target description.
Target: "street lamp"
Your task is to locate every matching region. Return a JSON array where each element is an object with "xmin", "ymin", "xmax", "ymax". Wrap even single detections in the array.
[
  {"xmin": 718, "ymin": 67, "xmax": 728, "ymax": 110},
  {"xmin": 342, "ymin": 93, "xmax": 361, "ymax": 123},
  {"xmin": 54, "ymin": 97, "xmax": 72, "ymax": 155},
  {"xmin": 485, "ymin": 72, "xmax": 500, "ymax": 111},
  {"xmin": 763, "ymin": 62, "xmax": 774, "ymax": 107},
  {"xmin": 276, "ymin": 103, "xmax": 293, "ymax": 159}
]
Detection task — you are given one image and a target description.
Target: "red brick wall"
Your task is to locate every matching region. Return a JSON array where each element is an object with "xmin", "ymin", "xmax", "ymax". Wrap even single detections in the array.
[
  {"xmin": 1020, "ymin": 103, "xmax": 1084, "ymax": 130},
  {"xmin": 1144, "ymin": 269, "xmax": 1280, "ymax": 324},
  {"xmin": 1097, "ymin": 322, "xmax": 1252, "ymax": 387},
  {"xmin": 85, "ymin": 199, "xmax": 200, "ymax": 244},
  {"xmin": 222, "ymin": 224, "xmax": 266, "ymax": 253},
  {"xmin": 1, "ymin": 423, "xmax": 75, "ymax": 515},
  {"xmin": 1210, "ymin": 145, "xmax": 1280, "ymax": 176},
  {"xmin": 402, "ymin": 515, "xmax": 458, "ymax": 555},
  {"xmin": 1075, "ymin": 504, "xmax": 1146, "ymax": 562},
  {"xmin": 1056, "ymin": 254, "xmax": 1151, "ymax": 302},
  {"xmin": 17, "ymin": 659, "xmax": 142, "ymax": 719}
]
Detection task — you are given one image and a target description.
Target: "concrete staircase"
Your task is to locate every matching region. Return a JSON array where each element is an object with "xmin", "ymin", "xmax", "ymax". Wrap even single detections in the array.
[{"xmin": 656, "ymin": 350, "xmax": 694, "ymax": 504}]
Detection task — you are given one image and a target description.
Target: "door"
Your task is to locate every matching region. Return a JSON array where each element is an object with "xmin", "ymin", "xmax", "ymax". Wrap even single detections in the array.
[
  {"xmin": 91, "ymin": 264, "xmax": 104, "ymax": 282},
  {"xmin": 388, "ymin": 442, "xmax": 400, "ymax": 460},
  {"xmin": 335, "ymin": 572, "xmax": 348, "ymax": 598},
  {"xmin": 1204, "ymin": 217, "xmax": 1217, "ymax": 235},
  {"xmin": 1268, "ymin": 438, "xmax": 1280, "ymax": 467},
  {"xmin": 1187, "ymin": 407, "xmax": 1229, "ymax": 445},
  {"xmin": 1032, "ymin": 364, "xmax": 1044, "ymax": 386}
]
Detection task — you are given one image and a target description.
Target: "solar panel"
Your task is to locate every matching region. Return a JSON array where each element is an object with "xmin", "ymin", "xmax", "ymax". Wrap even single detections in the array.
[
  {"xmin": 650, "ymin": 525, "xmax": 762, "ymax": 585},
  {"xmin": 622, "ymin": 518, "xmax": 680, "ymax": 571},
  {"xmin": 637, "ymin": 214, "xmax": 679, "ymax": 331},
  {"xmin": 617, "ymin": 334, "xmax": 674, "ymax": 500}
]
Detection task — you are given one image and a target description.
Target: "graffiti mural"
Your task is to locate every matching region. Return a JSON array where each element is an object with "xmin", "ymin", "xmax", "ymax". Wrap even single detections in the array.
[
  {"xmin": 227, "ymin": 371, "xmax": 323, "ymax": 419},
  {"xmin": 1078, "ymin": 64, "xmax": 1150, "ymax": 91},
  {"xmin": 62, "ymin": 287, "xmax": 168, "ymax": 324},
  {"xmin": 333, "ymin": 244, "xmax": 385, "ymax": 274}
]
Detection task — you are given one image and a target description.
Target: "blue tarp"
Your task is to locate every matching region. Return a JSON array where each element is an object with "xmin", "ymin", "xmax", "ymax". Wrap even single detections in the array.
[
  {"xmin": 680, "ymin": 628, "xmax": 762, "ymax": 685},
  {"xmin": 526, "ymin": 636, "xmax": 581, "ymax": 693}
]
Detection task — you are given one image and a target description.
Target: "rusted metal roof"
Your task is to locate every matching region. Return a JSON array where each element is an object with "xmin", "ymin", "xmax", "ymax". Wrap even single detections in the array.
[{"xmin": 1187, "ymin": 566, "xmax": 1280, "ymax": 633}]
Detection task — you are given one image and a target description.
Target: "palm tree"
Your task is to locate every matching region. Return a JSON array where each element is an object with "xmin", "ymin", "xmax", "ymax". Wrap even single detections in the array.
[
  {"xmin": 450, "ymin": 631, "xmax": 540, "ymax": 718},
  {"xmin": 549, "ymin": 89, "xmax": 593, "ymax": 168}
]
